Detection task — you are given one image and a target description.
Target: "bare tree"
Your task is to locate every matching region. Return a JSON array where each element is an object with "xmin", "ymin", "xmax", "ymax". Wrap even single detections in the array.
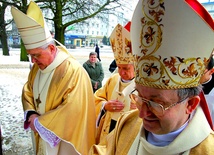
[
  {"xmin": 0, "ymin": 0, "xmax": 28, "ymax": 59},
  {"xmin": 35, "ymin": 0, "xmax": 123, "ymax": 44},
  {"xmin": 0, "ymin": 0, "xmax": 124, "ymax": 59},
  {"xmin": 0, "ymin": 2, "xmax": 10, "ymax": 55}
]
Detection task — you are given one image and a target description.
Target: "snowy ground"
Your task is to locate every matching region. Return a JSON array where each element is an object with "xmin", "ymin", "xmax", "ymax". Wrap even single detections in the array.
[
  {"xmin": 0, "ymin": 48, "xmax": 114, "ymax": 154},
  {"xmin": 0, "ymin": 55, "xmax": 33, "ymax": 155}
]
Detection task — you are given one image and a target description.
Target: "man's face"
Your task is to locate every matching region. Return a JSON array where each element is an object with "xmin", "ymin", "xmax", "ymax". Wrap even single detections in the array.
[
  {"xmin": 135, "ymin": 84, "xmax": 190, "ymax": 134},
  {"xmin": 89, "ymin": 54, "xmax": 97, "ymax": 63},
  {"xmin": 27, "ymin": 44, "xmax": 56, "ymax": 70},
  {"xmin": 117, "ymin": 64, "xmax": 134, "ymax": 80}
]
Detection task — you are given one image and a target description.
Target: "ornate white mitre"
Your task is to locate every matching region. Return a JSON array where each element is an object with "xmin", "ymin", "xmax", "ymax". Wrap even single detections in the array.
[
  {"xmin": 131, "ymin": 0, "xmax": 214, "ymax": 89},
  {"xmin": 11, "ymin": 1, "xmax": 53, "ymax": 49},
  {"xmin": 110, "ymin": 22, "xmax": 134, "ymax": 65}
]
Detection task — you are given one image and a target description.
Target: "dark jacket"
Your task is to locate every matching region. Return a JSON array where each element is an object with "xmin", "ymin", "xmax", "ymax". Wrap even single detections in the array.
[
  {"xmin": 95, "ymin": 45, "xmax": 101, "ymax": 61},
  {"xmin": 203, "ymin": 55, "xmax": 214, "ymax": 94},
  {"xmin": 203, "ymin": 74, "xmax": 214, "ymax": 94},
  {"xmin": 83, "ymin": 60, "xmax": 104, "ymax": 92},
  {"xmin": 95, "ymin": 45, "xmax": 100, "ymax": 53},
  {"xmin": 109, "ymin": 60, "xmax": 117, "ymax": 73}
]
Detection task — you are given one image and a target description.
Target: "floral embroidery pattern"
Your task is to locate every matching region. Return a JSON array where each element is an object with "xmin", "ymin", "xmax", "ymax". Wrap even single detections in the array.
[
  {"xmin": 110, "ymin": 24, "xmax": 134, "ymax": 64},
  {"xmin": 143, "ymin": 62, "xmax": 159, "ymax": 76},
  {"xmin": 134, "ymin": 0, "xmax": 207, "ymax": 88}
]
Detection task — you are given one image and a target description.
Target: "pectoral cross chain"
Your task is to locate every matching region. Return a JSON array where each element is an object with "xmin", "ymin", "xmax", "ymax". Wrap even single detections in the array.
[{"xmin": 35, "ymin": 70, "xmax": 53, "ymax": 109}]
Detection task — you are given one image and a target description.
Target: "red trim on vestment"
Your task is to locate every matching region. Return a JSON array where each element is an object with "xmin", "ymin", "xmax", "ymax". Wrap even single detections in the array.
[
  {"xmin": 124, "ymin": 21, "xmax": 131, "ymax": 32},
  {"xmin": 185, "ymin": 0, "xmax": 214, "ymax": 31},
  {"xmin": 199, "ymin": 91, "xmax": 214, "ymax": 130}
]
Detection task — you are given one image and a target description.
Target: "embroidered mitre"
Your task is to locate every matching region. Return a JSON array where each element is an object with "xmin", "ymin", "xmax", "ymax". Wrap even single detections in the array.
[
  {"xmin": 11, "ymin": 1, "xmax": 53, "ymax": 49},
  {"xmin": 110, "ymin": 22, "xmax": 134, "ymax": 64},
  {"xmin": 131, "ymin": 0, "xmax": 214, "ymax": 89}
]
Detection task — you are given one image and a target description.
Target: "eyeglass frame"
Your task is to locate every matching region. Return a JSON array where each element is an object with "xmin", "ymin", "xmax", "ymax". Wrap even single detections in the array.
[
  {"xmin": 27, "ymin": 44, "xmax": 51, "ymax": 60},
  {"xmin": 129, "ymin": 89, "xmax": 189, "ymax": 116},
  {"xmin": 27, "ymin": 53, "xmax": 41, "ymax": 60}
]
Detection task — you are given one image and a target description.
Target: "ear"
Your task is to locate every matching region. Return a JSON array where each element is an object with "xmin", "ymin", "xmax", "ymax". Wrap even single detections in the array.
[
  {"xmin": 210, "ymin": 68, "xmax": 214, "ymax": 74},
  {"xmin": 48, "ymin": 44, "xmax": 56, "ymax": 53},
  {"xmin": 186, "ymin": 96, "xmax": 200, "ymax": 114}
]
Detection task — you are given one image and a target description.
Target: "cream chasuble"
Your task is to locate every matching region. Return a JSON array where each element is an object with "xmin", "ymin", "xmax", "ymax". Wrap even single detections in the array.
[
  {"xmin": 92, "ymin": 107, "xmax": 214, "ymax": 155},
  {"xmin": 127, "ymin": 107, "xmax": 212, "ymax": 155},
  {"xmin": 96, "ymin": 76, "xmax": 135, "ymax": 144},
  {"xmin": 32, "ymin": 50, "xmax": 81, "ymax": 155},
  {"xmin": 111, "ymin": 78, "xmax": 135, "ymax": 120}
]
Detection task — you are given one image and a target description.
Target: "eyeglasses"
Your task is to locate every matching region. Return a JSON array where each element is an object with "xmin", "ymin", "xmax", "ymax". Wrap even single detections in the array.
[
  {"xmin": 27, "ymin": 53, "xmax": 41, "ymax": 60},
  {"xmin": 129, "ymin": 89, "xmax": 188, "ymax": 116}
]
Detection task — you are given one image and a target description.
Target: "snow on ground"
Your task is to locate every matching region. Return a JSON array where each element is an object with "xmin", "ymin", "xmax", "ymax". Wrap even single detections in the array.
[
  {"xmin": 0, "ymin": 55, "xmax": 33, "ymax": 155},
  {"xmin": 0, "ymin": 48, "xmax": 114, "ymax": 154}
]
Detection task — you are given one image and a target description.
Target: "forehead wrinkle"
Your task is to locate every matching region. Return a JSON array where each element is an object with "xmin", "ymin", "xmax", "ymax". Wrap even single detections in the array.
[{"xmin": 141, "ymin": 88, "xmax": 178, "ymax": 104}]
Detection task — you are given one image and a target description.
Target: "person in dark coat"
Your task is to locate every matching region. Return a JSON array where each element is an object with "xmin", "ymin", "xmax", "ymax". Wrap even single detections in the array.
[
  {"xmin": 109, "ymin": 59, "xmax": 117, "ymax": 73},
  {"xmin": 202, "ymin": 74, "xmax": 214, "ymax": 95},
  {"xmin": 83, "ymin": 52, "xmax": 104, "ymax": 93},
  {"xmin": 201, "ymin": 55, "xmax": 214, "ymax": 94},
  {"xmin": 95, "ymin": 44, "xmax": 101, "ymax": 61},
  {"xmin": 201, "ymin": 54, "xmax": 214, "ymax": 126}
]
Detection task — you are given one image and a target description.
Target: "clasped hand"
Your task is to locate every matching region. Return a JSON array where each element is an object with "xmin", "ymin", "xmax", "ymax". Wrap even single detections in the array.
[
  {"xmin": 104, "ymin": 100, "xmax": 137, "ymax": 112},
  {"xmin": 28, "ymin": 114, "xmax": 39, "ymax": 132},
  {"xmin": 104, "ymin": 100, "xmax": 125, "ymax": 112}
]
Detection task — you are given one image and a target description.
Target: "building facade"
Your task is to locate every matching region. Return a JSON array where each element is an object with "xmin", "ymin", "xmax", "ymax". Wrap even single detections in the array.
[
  {"xmin": 4, "ymin": 0, "xmax": 213, "ymax": 48},
  {"xmin": 65, "ymin": 0, "xmax": 138, "ymax": 47}
]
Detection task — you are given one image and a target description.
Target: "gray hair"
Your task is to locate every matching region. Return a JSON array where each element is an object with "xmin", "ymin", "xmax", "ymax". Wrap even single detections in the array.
[
  {"xmin": 40, "ymin": 40, "xmax": 55, "ymax": 49},
  {"xmin": 177, "ymin": 85, "xmax": 202, "ymax": 100},
  {"xmin": 89, "ymin": 52, "xmax": 97, "ymax": 57}
]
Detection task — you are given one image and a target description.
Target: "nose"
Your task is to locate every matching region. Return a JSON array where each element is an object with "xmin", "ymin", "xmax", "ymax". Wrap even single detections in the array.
[
  {"xmin": 138, "ymin": 102, "xmax": 152, "ymax": 118},
  {"xmin": 120, "ymin": 69, "xmax": 126, "ymax": 75},
  {"xmin": 31, "ymin": 57, "xmax": 37, "ymax": 63}
]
